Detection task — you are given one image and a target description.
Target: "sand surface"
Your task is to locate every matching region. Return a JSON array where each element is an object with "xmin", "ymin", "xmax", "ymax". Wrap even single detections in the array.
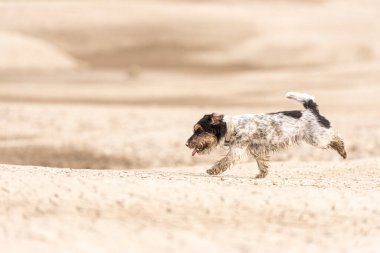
[
  {"xmin": 1, "ymin": 159, "xmax": 380, "ymax": 253},
  {"xmin": 0, "ymin": 0, "xmax": 380, "ymax": 252}
]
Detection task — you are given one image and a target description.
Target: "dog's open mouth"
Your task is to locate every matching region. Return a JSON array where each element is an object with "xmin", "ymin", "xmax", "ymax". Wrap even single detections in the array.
[{"xmin": 191, "ymin": 144, "xmax": 208, "ymax": 156}]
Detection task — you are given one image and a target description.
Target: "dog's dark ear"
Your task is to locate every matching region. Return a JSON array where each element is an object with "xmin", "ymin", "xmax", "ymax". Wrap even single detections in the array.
[{"xmin": 210, "ymin": 113, "xmax": 224, "ymax": 125}]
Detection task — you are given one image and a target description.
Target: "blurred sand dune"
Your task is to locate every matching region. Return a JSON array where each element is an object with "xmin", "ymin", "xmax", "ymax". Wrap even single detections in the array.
[
  {"xmin": 1, "ymin": 0, "xmax": 379, "ymax": 72},
  {"xmin": 0, "ymin": 31, "xmax": 76, "ymax": 70}
]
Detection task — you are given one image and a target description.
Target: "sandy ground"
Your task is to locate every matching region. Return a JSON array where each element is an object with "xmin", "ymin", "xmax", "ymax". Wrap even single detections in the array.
[
  {"xmin": 1, "ymin": 159, "xmax": 380, "ymax": 253},
  {"xmin": 0, "ymin": 0, "xmax": 380, "ymax": 252}
]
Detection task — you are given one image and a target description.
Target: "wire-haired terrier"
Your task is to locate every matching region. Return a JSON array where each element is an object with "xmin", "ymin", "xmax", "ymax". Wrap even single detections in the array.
[{"xmin": 186, "ymin": 92, "xmax": 347, "ymax": 178}]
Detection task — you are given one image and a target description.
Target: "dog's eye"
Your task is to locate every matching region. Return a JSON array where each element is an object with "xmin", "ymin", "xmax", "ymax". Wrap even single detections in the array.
[
  {"xmin": 193, "ymin": 124, "xmax": 203, "ymax": 134},
  {"xmin": 194, "ymin": 128, "xmax": 203, "ymax": 135}
]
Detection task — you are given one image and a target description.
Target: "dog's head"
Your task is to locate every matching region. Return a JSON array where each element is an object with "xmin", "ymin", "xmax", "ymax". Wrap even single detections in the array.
[{"xmin": 186, "ymin": 113, "xmax": 227, "ymax": 156}]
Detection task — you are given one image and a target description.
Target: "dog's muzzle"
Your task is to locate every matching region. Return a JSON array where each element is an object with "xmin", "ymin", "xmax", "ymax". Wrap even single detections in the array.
[{"xmin": 185, "ymin": 137, "xmax": 202, "ymax": 156}]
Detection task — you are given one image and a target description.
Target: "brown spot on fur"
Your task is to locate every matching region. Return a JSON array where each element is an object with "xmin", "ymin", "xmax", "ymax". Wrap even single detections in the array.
[
  {"xmin": 271, "ymin": 120, "xmax": 283, "ymax": 137},
  {"xmin": 252, "ymin": 128, "xmax": 267, "ymax": 140}
]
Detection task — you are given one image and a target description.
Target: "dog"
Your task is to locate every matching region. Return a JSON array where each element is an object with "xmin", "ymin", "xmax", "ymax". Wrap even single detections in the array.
[{"xmin": 186, "ymin": 92, "xmax": 347, "ymax": 178}]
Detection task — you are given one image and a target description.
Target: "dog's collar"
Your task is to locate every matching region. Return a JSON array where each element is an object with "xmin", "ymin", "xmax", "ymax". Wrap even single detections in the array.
[{"xmin": 224, "ymin": 116, "xmax": 233, "ymax": 145}]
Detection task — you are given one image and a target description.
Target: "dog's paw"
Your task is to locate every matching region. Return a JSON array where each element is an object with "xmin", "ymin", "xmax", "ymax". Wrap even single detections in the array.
[
  {"xmin": 206, "ymin": 168, "xmax": 221, "ymax": 175},
  {"xmin": 255, "ymin": 172, "xmax": 267, "ymax": 179}
]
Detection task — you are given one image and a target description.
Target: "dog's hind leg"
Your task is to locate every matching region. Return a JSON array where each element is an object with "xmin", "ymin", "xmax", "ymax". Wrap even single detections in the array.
[
  {"xmin": 306, "ymin": 129, "xmax": 347, "ymax": 159},
  {"xmin": 328, "ymin": 135, "xmax": 347, "ymax": 159}
]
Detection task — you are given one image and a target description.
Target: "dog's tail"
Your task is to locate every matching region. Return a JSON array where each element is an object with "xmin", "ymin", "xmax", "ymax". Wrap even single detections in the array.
[{"xmin": 286, "ymin": 91, "xmax": 319, "ymax": 111}]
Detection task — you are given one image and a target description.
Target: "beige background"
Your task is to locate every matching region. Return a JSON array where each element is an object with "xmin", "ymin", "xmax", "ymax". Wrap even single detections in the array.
[{"xmin": 0, "ymin": 0, "xmax": 379, "ymax": 252}]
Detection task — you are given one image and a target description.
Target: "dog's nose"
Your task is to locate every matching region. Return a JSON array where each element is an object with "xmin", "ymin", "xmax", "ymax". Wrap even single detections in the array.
[{"xmin": 185, "ymin": 142, "xmax": 189, "ymax": 147}]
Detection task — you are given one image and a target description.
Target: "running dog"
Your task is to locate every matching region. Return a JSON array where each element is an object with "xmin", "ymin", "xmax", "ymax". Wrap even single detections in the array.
[{"xmin": 185, "ymin": 92, "xmax": 347, "ymax": 178}]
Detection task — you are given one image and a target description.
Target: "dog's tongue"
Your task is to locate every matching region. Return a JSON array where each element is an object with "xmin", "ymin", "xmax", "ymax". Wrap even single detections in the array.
[{"xmin": 192, "ymin": 148, "xmax": 198, "ymax": 156}]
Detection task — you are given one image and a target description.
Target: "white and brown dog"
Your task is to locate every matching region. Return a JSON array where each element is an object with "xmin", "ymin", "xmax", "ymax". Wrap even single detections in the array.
[{"xmin": 186, "ymin": 92, "xmax": 347, "ymax": 178}]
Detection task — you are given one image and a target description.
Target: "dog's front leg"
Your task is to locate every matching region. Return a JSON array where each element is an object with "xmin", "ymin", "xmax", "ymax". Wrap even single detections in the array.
[
  {"xmin": 206, "ymin": 148, "xmax": 246, "ymax": 175},
  {"xmin": 206, "ymin": 155, "xmax": 233, "ymax": 175}
]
